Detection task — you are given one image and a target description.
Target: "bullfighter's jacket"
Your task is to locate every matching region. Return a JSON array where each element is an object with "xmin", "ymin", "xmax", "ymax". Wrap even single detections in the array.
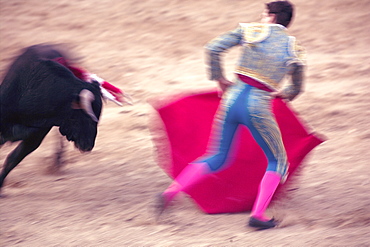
[{"xmin": 205, "ymin": 23, "xmax": 306, "ymax": 99}]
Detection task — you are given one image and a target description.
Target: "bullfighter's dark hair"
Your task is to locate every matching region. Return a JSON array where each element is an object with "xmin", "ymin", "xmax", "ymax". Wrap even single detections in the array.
[{"xmin": 266, "ymin": 1, "xmax": 294, "ymax": 27}]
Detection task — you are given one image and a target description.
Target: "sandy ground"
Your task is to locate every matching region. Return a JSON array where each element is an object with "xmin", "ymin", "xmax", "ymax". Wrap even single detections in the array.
[{"xmin": 1, "ymin": 0, "xmax": 370, "ymax": 246}]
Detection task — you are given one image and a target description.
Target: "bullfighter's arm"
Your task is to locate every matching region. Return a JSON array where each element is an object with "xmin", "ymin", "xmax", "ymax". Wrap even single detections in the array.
[
  {"xmin": 279, "ymin": 63, "xmax": 304, "ymax": 101},
  {"xmin": 205, "ymin": 26, "xmax": 243, "ymax": 81}
]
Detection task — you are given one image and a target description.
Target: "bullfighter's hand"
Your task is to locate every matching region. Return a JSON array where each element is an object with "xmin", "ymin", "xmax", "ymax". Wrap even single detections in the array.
[{"xmin": 217, "ymin": 77, "xmax": 234, "ymax": 97}]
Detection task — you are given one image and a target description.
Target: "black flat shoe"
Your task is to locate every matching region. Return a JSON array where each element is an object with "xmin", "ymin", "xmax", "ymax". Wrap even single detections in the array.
[
  {"xmin": 153, "ymin": 193, "xmax": 169, "ymax": 220},
  {"xmin": 248, "ymin": 216, "xmax": 277, "ymax": 230}
]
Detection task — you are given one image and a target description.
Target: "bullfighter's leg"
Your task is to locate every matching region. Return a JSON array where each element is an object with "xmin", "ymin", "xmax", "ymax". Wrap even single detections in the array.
[{"xmin": 0, "ymin": 127, "xmax": 51, "ymax": 195}]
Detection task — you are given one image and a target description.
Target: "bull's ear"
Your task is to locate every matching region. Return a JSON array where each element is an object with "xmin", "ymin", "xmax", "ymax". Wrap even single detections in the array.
[
  {"xmin": 71, "ymin": 93, "xmax": 82, "ymax": 109},
  {"xmin": 71, "ymin": 99, "xmax": 81, "ymax": 109}
]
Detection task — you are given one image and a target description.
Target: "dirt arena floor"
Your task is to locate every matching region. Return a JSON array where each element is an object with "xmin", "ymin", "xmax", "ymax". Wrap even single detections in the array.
[{"xmin": 1, "ymin": 0, "xmax": 369, "ymax": 246}]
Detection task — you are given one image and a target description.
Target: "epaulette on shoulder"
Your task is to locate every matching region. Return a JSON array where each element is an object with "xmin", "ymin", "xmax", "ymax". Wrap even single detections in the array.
[
  {"xmin": 287, "ymin": 36, "xmax": 307, "ymax": 66},
  {"xmin": 239, "ymin": 22, "xmax": 271, "ymax": 44}
]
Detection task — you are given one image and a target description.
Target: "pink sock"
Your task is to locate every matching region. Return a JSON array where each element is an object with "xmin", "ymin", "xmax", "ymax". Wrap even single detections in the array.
[
  {"xmin": 163, "ymin": 162, "xmax": 210, "ymax": 202},
  {"xmin": 251, "ymin": 171, "xmax": 281, "ymax": 221}
]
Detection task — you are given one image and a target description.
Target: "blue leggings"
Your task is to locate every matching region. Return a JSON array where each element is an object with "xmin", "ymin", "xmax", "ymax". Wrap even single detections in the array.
[{"xmin": 197, "ymin": 79, "xmax": 288, "ymax": 177}]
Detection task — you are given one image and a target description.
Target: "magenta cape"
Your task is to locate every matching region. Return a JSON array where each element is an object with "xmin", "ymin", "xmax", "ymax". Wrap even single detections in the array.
[{"xmin": 149, "ymin": 90, "xmax": 324, "ymax": 214}]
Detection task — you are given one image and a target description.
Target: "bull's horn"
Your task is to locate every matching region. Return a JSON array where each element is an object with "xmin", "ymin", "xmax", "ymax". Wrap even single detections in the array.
[{"xmin": 79, "ymin": 89, "xmax": 98, "ymax": 122}]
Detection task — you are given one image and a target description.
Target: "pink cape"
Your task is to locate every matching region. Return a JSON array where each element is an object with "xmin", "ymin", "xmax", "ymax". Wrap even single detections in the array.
[{"xmin": 149, "ymin": 89, "xmax": 324, "ymax": 214}]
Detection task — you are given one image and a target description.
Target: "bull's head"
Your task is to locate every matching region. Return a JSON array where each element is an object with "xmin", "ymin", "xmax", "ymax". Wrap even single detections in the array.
[{"xmin": 60, "ymin": 86, "xmax": 103, "ymax": 152}]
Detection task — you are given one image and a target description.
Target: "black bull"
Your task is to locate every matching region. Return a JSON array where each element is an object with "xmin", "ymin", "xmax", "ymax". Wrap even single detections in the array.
[{"xmin": 0, "ymin": 44, "xmax": 103, "ymax": 194}]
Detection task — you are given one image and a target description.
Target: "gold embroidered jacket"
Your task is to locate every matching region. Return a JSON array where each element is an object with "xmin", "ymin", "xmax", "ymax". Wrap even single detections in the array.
[{"xmin": 205, "ymin": 23, "xmax": 306, "ymax": 97}]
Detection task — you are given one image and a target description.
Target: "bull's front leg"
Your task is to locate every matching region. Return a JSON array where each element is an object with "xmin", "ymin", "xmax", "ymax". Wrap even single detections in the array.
[{"xmin": 0, "ymin": 127, "xmax": 51, "ymax": 196}]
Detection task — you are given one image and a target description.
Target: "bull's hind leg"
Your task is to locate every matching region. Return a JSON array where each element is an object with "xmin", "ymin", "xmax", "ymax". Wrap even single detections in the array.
[{"xmin": 0, "ymin": 127, "xmax": 51, "ymax": 196}]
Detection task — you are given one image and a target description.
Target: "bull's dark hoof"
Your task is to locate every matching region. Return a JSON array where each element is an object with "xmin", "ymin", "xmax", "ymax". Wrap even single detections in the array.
[
  {"xmin": 248, "ymin": 217, "xmax": 277, "ymax": 230},
  {"xmin": 0, "ymin": 135, "xmax": 6, "ymax": 145}
]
